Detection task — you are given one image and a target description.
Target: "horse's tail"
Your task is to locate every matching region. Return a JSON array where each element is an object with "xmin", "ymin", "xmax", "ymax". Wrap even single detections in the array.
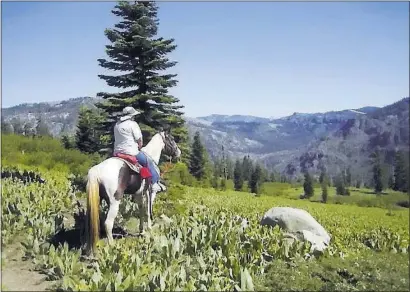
[{"xmin": 85, "ymin": 166, "xmax": 100, "ymax": 255}]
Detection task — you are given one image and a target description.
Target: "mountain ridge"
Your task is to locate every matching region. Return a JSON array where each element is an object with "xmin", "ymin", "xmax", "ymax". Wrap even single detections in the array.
[{"xmin": 2, "ymin": 96, "xmax": 409, "ymax": 182}]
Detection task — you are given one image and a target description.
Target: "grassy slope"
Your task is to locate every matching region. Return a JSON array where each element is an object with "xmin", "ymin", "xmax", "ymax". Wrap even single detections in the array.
[
  {"xmin": 2, "ymin": 134, "xmax": 409, "ymax": 291},
  {"xmin": 260, "ymin": 181, "xmax": 409, "ymax": 209},
  {"xmin": 156, "ymin": 185, "xmax": 409, "ymax": 291}
]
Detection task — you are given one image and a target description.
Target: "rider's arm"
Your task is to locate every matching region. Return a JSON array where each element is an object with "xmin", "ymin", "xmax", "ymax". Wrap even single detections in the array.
[{"xmin": 131, "ymin": 122, "xmax": 143, "ymax": 150}]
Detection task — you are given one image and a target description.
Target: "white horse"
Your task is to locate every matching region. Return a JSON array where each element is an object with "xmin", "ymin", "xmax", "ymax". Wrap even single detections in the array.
[{"xmin": 84, "ymin": 130, "xmax": 181, "ymax": 255}]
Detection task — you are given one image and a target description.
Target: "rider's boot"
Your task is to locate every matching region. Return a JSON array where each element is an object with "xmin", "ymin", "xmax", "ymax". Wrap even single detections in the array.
[{"xmin": 152, "ymin": 181, "xmax": 167, "ymax": 193}]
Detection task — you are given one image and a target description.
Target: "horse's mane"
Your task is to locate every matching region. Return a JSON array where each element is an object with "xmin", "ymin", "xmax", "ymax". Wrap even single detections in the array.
[{"xmin": 140, "ymin": 132, "xmax": 164, "ymax": 159}]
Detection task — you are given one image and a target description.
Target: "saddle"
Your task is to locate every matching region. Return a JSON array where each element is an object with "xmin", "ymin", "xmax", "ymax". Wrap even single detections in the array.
[{"xmin": 112, "ymin": 153, "xmax": 152, "ymax": 179}]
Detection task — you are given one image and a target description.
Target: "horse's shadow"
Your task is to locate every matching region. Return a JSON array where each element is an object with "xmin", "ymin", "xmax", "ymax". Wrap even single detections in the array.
[
  {"xmin": 49, "ymin": 226, "xmax": 130, "ymax": 250},
  {"xmin": 48, "ymin": 205, "xmax": 135, "ymax": 251}
]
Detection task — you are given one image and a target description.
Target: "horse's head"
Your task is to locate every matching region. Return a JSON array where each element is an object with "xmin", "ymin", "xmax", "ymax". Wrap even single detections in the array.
[{"xmin": 158, "ymin": 129, "xmax": 181, "ymax": 159}]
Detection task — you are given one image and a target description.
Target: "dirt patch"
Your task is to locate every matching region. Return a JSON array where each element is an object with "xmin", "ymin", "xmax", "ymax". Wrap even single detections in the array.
[{"xmin": 2, "ymin": 240, "xmax": 57, "ymax": 291}]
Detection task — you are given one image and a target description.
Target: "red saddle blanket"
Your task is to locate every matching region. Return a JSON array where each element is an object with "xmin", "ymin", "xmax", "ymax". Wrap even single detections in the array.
[{"xmin": 113, "ymin": 153, "xmax": 152, "ymax": 179}]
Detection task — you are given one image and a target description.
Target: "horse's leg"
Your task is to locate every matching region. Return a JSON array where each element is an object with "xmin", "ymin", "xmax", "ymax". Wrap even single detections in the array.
[
  {"xmin": 145, "ymin": 182, "xmax": 152, "ymax": 230},
  {"xmin": 102, "ymin": 171, "xmax": 126, "ymax": 245},
  {"xmin": 149, "ymin": 189, "xmax": 157, "ymax": 221},
  {"xmin": 136, "ymin": 182, "xmax": 145, "ymax": 233},
  {"xmin": 105, "ymin": 198, "xmax": 120, "ymax": 245},
  {"xmin": 136, "ymin": 179, "xmax": 152, "ymax": 233}
]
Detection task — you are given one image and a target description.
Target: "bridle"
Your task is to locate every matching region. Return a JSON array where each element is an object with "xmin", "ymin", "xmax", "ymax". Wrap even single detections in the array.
[
  {"xmin": 160, "ymin": 131, "xmax": 180, "ymax": 159},
  {"xmin": 141, "ymin": 131, "xmax": 180, "ymax": 169}
]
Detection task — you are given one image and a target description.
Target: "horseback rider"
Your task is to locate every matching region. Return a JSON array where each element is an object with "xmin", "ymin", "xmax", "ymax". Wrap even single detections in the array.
[{"xmin": 113, "ymin": 106, "xmax": 166, "ymax": 193}]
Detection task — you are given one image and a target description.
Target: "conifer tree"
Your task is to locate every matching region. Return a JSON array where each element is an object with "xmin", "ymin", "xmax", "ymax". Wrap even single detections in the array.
[
  {"xmin": 388, "ymin": 174, "xmax": 395, "ymax": 189},
  {"xmin": 259, "ymin": 165, "xmax": 268, "ymax": 183},
  {"xmin": 303, "ymin": 171, "xmax": 314, "ymax": 198},
  {"xmin": 233, "ymin": 159, "xmax": 244, "ymax": 191},
  {"xmin": 249, "ymin": 164, "xmax": 262, "ymax": 194},
  {"xmin": 321, "ymin": 178, "xmax": 328, "ymax": 203},
  {"xmin": 95, "ymin": 1, "xmax": 189, "ymax": 161},
  {"xmin": 211, "ymin": 174, "xmax": 219, "ymax": 189},
  {"xmin": 213, "ymin": 157, "xmax": 223, "ymax": 179},
  {"xmin": 393, "ymin": 150, "xmax": 409, "ymax": 192},
  {"xmin": 61, "ymin": 135, "xmax": 75, "ymax": 149},
  {"xmin": 221, "ymin": 145, "xmax": 227, "ymax": 180},
  {"xmin": 270, "ymin": 172, "xmax": 277, "ymax": 182},
  {"xmin": 220, "ymin": 177, "xmax": 227, "ymax": 191},
  {"xmin": 346, "ymin": 167, "xmax": 352, "ymax": 187},
  {"xmin": 75, "ymin": 106, "xmax": 103, "ymax": 154},
  {"xmin": 226, "ymin": 155, "xmax": 234, "ymax": 180},
  {"xmin": 372, "ymin": 149, "xmax": 384, "ymax": 194},
  {"xmin": 189, "ymin": 131, "xmax": 207, "ymax": 180},
  {"xmin": 319, "ymin": 168, "xmax": 326, "ymax": 184},
  {"xmin": 335, "ymin": 173, "xmax": 349, "ymax": 196},
  {"xmin": 242, "ymin": 155, "xmax": 253, "ymax": 182}
]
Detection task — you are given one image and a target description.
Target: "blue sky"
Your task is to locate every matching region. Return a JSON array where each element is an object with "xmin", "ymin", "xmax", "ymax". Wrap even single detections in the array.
[{"xmin": 2, "ymin": 1, "xmax": 408, "ymax": 118}]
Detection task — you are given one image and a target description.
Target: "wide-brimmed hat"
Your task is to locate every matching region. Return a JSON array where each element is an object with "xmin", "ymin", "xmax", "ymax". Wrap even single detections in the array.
[{"xmin": 119, "ymin": 106, "xmax": 141, "ymax": 121}]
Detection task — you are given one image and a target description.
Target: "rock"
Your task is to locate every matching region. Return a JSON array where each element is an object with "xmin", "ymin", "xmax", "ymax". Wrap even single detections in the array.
[{"xmin": 260, "ymin": 207, "xmax": 331, "ymax": 252}]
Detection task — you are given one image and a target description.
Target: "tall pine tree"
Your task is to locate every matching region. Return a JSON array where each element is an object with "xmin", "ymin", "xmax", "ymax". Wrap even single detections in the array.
[
  {"xmin": 303, "ymin": 171, "xmax": 314, "ymax": 198},
  {"xmin": 249, "ymin": 164, "xmax": 262, "ymax": 194},
  {"xmin": 96, "ymin": 1, "xmax": 189, "ymax": 162},
  {"xmin": 189, "ymin": 131, "xmax": 207, "ymax": 180},
  {"xmin": 335, "ymin": 172, "xmax": 349, "ymax": 196},
  {"xmin": 242, "ymin": 155, "xmax": 253, "ymax": 182},
  {"xmin": 75, "ymin": 106, "xmax": 104, "ymax": 154},
  {"xmin": 220, "ymin": 145, "xmax": 227, "ymax": 180},
  {"xmin": 212, "ymin": 157, "xmax": 223, "ymax": 178},
  {"xmin": 393, "ymin": 150, "xmax": 408, "ymax": 192},
  {"xmin": 372, "ymin": 149, "xmax": 384, "ymax": 194},
  {"xmin": 345, "ymin": 167, "xmax": 352, "ymax": 187},
  {"xmin": 319, "ymin": 168, "xmax": 326, "ymax": 184},
  {"xmin": 233, "ymin": 159, "xmax": 244, "ymax": 191},
  {"xmin": 226, "ymin": 155, "xmax": 234, "ymax": 180},
  {"xmin": 61, "ymin": 135, "xmax": 75, "ymax": 150}
]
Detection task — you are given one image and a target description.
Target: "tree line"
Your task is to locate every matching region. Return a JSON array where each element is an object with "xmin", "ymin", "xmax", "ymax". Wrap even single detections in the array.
[
  {"xmin": 2, "ymin": 115, "xmax": 52, "ymax": 137},
  {"xmin": 301, "ymin": 148, "xmax": 409, "ymax": 203},
  {"xmin": 187, "ymin": 131, "xmax": 287, "ymax": 194}
]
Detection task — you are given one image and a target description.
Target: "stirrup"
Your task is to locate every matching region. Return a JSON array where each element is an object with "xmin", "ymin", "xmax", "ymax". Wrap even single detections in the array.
[
  {"xmin": 159, "ymin": 179, "xmax": 168, "ymax": 187},
  {"xmin": 157, "ymin": 182, "xmax": 167, "ymax": 192}
]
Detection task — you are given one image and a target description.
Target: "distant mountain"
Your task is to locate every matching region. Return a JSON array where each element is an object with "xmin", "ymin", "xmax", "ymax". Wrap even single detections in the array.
[
  {"xmin": 2, "ymin": 96, "xmax": 408, "ymax": 184},
  {"xmin": 276, "ymin": 97, "xmax": 409, "ymax": 181},
  {"xmin": 2, "ymin": 97, "xmax": 98, "ymax": 136},
  {"xmin": 197, "ymin": 114, "xmax": 270, "ymax": 124},
  {"xmin": 187, "ymin": 104, "xmax": 383, "ymax": 160}
]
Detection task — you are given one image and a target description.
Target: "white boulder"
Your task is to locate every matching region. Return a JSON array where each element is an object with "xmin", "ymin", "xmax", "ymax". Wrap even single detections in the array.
[{"xmin": 260, "ymin": 207, "xmax": 331, "ymax": 252}]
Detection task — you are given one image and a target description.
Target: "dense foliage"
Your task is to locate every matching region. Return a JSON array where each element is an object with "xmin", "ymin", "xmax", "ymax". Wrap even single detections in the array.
[
  {"xmin": 1, "ymin": 134, "xmax": 102, "ymax": 191},
  {"xmin": 75, "ymin": 106, "xmax": 105, "ymax": 154}
]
